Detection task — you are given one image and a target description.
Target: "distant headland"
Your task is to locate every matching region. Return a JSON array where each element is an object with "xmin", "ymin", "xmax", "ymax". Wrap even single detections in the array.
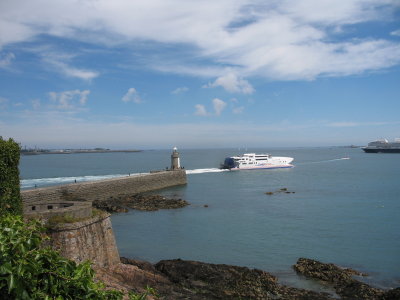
[{"xmin": 20, "ymin": 147, "xmax": 142, "ymax": 155}]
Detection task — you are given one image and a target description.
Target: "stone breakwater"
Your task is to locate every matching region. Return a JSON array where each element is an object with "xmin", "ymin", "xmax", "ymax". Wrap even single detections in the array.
[
  {"xmin": 21, "ymin": 170, "xmax": 187, "ymax": 204},
  {"xmin": 21, "ymin": 170, "xmax": 186, "ymax": 269},
  {"xmin": 47, "ymin": 212, "xmax": 120, "ymax": 268}
]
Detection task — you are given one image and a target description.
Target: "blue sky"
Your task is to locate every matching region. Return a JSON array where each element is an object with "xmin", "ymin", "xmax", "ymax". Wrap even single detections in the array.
[{"xmin": 0, "ymin": 0, "xmax": 399, "ymax": 149}]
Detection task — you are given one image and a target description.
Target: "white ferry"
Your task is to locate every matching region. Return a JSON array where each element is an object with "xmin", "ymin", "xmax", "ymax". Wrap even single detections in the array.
[{"xmin": 220, "ymin": 153, "xmax": 294, "ymax": 170}]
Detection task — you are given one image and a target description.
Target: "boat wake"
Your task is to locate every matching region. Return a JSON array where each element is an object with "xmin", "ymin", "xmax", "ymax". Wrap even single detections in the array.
[
  {"xmin": 186, "ymin": 168, "xmax": 229, "ymax": 175},
  {"xmin": 297, "ymin": 157, "xmax": 350, "ymax": 165},
  {"xmin": 21, "ymin": 173, "xmax": 148, "ymax": 189},
  {"xmin": 21, "ymin": 168, "xmax": 229, "ymax": 189}
]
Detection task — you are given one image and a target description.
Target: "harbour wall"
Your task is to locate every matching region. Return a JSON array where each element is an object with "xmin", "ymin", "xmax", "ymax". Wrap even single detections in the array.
[
  {"xmin": 21, "ymin": 170, "xmax": 187, "ymax": 205},
  {"xmin": 22, "ymin": 170, "xmax": 186, "ymax": 267},
  {"xmin": 47, "ymin": 213, "xmax": 120, "ymax": 267}
]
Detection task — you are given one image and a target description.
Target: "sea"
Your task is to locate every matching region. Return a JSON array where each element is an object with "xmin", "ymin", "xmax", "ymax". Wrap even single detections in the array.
[{"xmin": 20, "ymin": 147, "xmax": 400, "ymax": 291}]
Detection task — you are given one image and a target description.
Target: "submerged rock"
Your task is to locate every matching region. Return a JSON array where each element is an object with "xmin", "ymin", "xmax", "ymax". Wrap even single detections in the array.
[
  {"xmin": 93, "ymin": 194, "xmax": 189, "ymax": 213},
  {"xmin": 265, "ymin": 188, "xmax": 295, "ymax": 196},
  {"xmin": 155, "ymin": 259, "xmax": 332, "ymax": 300},
  {"xmin": 96, "ymin": 257, "xmax": 399, "ymax": 300},
  {"xmin": 293, "ymin": 258, "xmax": 395, "ymax": 299},
  {"xmin": 92, "ymin": 200, "xmax": 128, "ymax": 213}
]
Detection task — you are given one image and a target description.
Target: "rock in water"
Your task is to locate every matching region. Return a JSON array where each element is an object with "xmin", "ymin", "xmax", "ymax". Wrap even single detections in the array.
[
  {"xmin": 293, "ymin": 258, "xmax": 388, "ymax": 299},
  {"xmin": 155, "ymin": 259, "xmax": 332, "ymax": 299},
  {"xmin": 93, "ymin": 193, "xmax": 189, "ymax": 213}
]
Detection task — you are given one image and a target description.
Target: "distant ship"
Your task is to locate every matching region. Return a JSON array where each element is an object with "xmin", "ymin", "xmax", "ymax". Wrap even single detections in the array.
[
  {"xmin": 362, "ymin": 139, "xmax": 400, "ymax": 153},
  {"xmin": 220, "ymin": 153, "xmax": 294, "ymax": 170}
]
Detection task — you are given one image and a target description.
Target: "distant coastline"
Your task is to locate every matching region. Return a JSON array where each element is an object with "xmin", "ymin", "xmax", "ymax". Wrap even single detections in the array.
[{"xmin": 21, "ymin": 148, "xmax": 142, "ymax": 155}]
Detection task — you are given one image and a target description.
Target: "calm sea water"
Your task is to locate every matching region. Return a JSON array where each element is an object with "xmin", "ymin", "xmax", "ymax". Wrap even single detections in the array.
[{"xmin": 20, "ymin": 148, "xmax": 400, "ymax": 290}]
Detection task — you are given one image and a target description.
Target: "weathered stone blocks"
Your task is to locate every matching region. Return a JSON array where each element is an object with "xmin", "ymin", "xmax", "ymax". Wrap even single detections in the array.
[
  {"xmin": 21, "ymin": 170, "xmax": 187, "ymax": 204},
  {"xmin": 21, "ymin": 170, "xmax": 186, "ymax": 268},
  {"xmin": 48, "ymin": 213, "xmax": 120, "ymax": 267}
]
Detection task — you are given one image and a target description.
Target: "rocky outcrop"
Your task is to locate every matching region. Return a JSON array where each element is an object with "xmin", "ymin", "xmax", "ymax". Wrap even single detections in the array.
[
  {"xmin": 101, "ymin": 258, "xmax": 332, "ymax": 299},
  {"xmin": 265, "ymin": 187, "xmax": 295, "ymax": 195},
  {"xmin": 93, "ymin": 194, "xmax": 189, "ymax": 213},
  {"xmin": 293, "ymin": 258, "xmax": 399, "ymax": 300},
  {"xmin": 95, "ymin": 257, "xmax": 400, "ymax": 300},
  {"xmin": 154, "ymin": 259, "xmax": 332, "ymax": 300}
]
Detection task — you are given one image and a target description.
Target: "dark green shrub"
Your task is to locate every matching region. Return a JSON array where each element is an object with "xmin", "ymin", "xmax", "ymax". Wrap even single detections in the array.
[
  {"xmin": 0, "ymin": 137, "xmax": 22, "ymax": 215},
  {"xmin": 0, "ymin": 214, "xmax": 123, "ymax": 299}
]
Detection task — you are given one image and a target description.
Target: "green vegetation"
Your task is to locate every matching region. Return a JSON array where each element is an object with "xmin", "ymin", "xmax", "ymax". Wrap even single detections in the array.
[
  {"xmin": 0, "ymin": 137, "xmax": 22, "ymax": 215},
  {"xmin": 0, "ymin": 214, "xmax": 158, "ymax": 299},
  {"xmin": 0, "ymin": 214, "xmax": 123, "ymax": 299},
  {"xmin": 47, "ymin": 214, "xmax": 84, "ymax": 226},
  {"xmin": 1, "ymin": 137, "xmax": 156, "ymax": 299},
  {"xmin": 46, "ymin": 209, "xmax": 107, "ymax": 226},
  {"xmin": 129, "ymin": 286, "xmax": 158, "ymax": 300},
  {"xmin": 92, "ymin": 208, "xmax": 106, "ymax": 218}
]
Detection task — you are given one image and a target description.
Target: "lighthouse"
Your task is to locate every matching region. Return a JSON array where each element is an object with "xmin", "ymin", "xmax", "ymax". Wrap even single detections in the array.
[{"xmin": 171, "ymin": 147, "xmax": 181, "ymax": 170}]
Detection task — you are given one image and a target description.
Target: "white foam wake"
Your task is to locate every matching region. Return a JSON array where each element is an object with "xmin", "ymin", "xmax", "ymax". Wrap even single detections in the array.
[
  {"xmin": 186, "ymin": 168, "xmax": 229, "ymax": 174},
  {"xmin": 21, "ymin": 173, "xmax": 148, "ymax": 189},
  {"xmin": 297, "ymin": 157, "xmax": 350, "ymax": 165}
]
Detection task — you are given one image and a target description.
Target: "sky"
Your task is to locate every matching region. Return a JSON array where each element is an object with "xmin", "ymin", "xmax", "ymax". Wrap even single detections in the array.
[{"xmin": 0, "ymin": 0, "xmax": 399, "ymax": 149}]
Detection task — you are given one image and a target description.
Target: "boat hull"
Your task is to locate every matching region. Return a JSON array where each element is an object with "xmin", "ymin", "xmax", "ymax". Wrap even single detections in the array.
[
  {"xmin": 362, "ymin": 148, "xmax": 400, "ymax": 153},
  {"xmin": 228, "ymin": 164, "xmax": 294, "ymax": 170}
]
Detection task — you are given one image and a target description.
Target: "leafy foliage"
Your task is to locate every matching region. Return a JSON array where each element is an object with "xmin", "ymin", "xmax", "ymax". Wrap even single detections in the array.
[
  {"xmin": 129, "ymin": 286, "xmax": 158, "ymax": 300},
  {"xmin": 0, "ymin": 137, "xmax": 22, "ymax": 215},
  {"xmin": 0, "ymin": 214, "xmax": 123, "ymax": 299}
]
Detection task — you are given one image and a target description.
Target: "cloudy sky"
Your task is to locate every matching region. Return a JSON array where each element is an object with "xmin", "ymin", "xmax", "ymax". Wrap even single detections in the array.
[{"xmin": 1, "ymin": 0, "xmax": 399, "ymax": 149}]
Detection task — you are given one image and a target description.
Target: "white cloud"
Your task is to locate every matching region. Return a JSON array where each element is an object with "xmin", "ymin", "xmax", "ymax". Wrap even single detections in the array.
[
  {"xmin": 122, "ymin": 88, "xmax": 142, "ymax": 103},
  {"xmin": 0, "ymin": 97, "xmax": 9, "ymax": 109},
  {"xmin": 56, "ymin": 62, "xmax": 99, "ymax": 81},
  {"xmin": 0, "ymin": 52, "xmax": 15, "ymax": 68},
  {"xmin": 41, "ymin": 51, "xmax": 99, "ymax": 81},
  {"xmin": 212, "ymin": 98, "xmax": 227, "ymax": 116},
  {"xmin": 0, "ymin": 1, "xmax": 399, "ymax": 80},
  {"xmin": 31, "ymin": 99, "xmax": 41, "ymax": 110},
  {"xmin": 327, "ymin": 121, "xmax": 400, "ymax": 127},
  {"xmin": 278, "ymin": 0, "xmax": 394, "ymax": 25},
  {"xmin": 194, "ymin": 104, "xmax": 208, "ymax": 116},
  {"xmin": 48, "ymin": 90, "xmax": 90, "ymax": 110},
  {"xmin": 391, "ymin": 29, "xmax": 400, "ymax": 37},
  {"xmin": 195, "ymin": 99, "xmax": 227, "ymax": 116},
  {"xmin": 171, "ymin": 87, "xmax": 189, "ymax": 94},
  {"xmin": 0, "ymin": 19, "xmax": 35, "ymax": 48},
  {"xmin": 204, "ymin": 72, "xmax": 255, "ymax": 94},
  {"xmin": 232, "ymin": 106, "xmax": 244, "ymax": 114},
  {"xmin": 327, "ymin": 122, "xmax": 359, "ymax": 127},
  {"xmin": 4, "ymin": 114, "xmax": 399, "ymax": 149}
]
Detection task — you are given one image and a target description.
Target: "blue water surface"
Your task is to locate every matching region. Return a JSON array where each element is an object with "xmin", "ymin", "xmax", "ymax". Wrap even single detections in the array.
[{"xmin": 20, "ymin": 147, "xmax": 400, "ymax": 289}]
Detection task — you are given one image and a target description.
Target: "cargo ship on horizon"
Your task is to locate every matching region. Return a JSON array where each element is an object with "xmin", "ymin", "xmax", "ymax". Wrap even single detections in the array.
[{"xmin": 362, "ymin": 139, "xmax": 400, "ymax": 153}]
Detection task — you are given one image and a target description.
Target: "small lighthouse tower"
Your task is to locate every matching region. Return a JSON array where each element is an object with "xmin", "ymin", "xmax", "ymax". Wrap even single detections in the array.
[{"xmin": 171, "ymin": 147, "xmax": 180, "ymax": 170}]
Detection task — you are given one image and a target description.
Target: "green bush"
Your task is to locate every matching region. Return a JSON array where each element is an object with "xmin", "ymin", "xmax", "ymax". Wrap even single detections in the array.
[
  {"xmin": 0, "ymin": 214, "xmax": 123, "ymax": 299},
  {"xmin": 0, "ymin": 137, "xmax": 22, "ymax": 215}
]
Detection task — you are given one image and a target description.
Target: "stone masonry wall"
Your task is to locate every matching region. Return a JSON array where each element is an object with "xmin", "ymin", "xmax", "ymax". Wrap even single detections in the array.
[
  {"xmin": 22, "ymin": 170, "xmax": 187, "ymax": 204},
  {"xmin": 48, "ymin": 213, "xmax": 120, "ymax": 267}
]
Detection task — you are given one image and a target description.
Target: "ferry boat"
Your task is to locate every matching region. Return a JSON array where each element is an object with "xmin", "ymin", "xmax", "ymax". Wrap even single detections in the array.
[
  {"xmin": 220, "ymin": 153, "xmax": 294, "ymax": 170},
  {"xmin": 362, "ymin": 139, "xmax": 400, "ymax": 153}
]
